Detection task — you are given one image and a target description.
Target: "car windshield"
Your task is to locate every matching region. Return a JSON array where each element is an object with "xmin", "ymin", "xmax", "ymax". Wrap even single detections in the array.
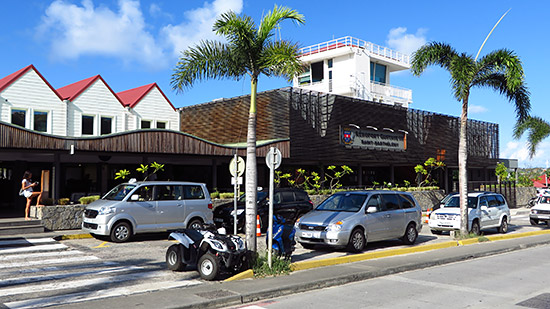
[
  {"xmin": 444, "ymin": 196, "xmax": 478, "ymax": 208},
  {"xmin": 103, "ymin": 184, "xmax": 137, "ymax": 201},
  {"xmin": 316, "ymin": 193, "xmax": 367, "ymax": 212},
  {"xmin": 539, "ymin": 196, "xmax": 550, "ymax": 204},
  {"xmin": 238, "ymin": 191, "xmax": 268, "ymax": 203}
]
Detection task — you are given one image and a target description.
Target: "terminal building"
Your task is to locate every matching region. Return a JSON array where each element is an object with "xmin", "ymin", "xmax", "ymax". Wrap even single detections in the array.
[{"xmin": 0, "ymin": 37, "xmax": 499, "ymax": 218}]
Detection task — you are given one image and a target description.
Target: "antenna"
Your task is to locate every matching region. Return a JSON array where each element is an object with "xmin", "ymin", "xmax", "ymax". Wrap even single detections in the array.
[{"xmin": 475, "ymin": 9, "xmax": 511, "ymax": 61}]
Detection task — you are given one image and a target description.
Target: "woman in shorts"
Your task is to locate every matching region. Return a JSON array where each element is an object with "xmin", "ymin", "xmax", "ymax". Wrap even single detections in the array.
[{"xmin": 21, "ymin": 171, "xmax": 42, "ymax": 220}]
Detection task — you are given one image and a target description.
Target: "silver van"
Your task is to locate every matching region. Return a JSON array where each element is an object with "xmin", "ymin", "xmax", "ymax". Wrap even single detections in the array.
[
  {"xmin": 82, "ymin": 181, "xmax": 213, "ymax": 242},
  {"xmin": 296, "ymin": 191, "xmax": 422, "ymax": 252}
]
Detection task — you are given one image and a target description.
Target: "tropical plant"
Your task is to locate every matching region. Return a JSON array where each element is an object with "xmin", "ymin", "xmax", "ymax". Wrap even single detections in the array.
[
  {"xmin": 115, "ymin": 162, "xmax": 165, "ymax": 181},
  {"xmin": 171, "ymin": 6, "xmax": 304, "ymax": 252},
  {"xmin": 411, "ymin": 38, "xmax": 530, "ymax": 234},
  {"xmin": 514, "ymin": 116, "xmax": 550, "ymax": 157},
  {"xmin": 415, "ymin": 157, "xmax": 445, "ymax": 187},
  {"xmin": 495, "ymin": 162, "xmax": 509, "ymax": 183}
]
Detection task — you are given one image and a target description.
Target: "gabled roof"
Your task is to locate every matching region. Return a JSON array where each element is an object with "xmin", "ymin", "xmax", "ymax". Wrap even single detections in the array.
[
  {"xmin": 0, "ymin": 64, "xmax": 63, "ymax": 100},
  {"xmin": 117, "ymin": 83, "xmax": 176, "ymax": 111},
  {"xmin": 57, "ymin": 75, "xmax": 124, "ymax": 105}
]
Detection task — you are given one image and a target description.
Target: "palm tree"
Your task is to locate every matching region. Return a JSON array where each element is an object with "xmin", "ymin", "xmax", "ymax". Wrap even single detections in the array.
[
  {"xmin": 171, "ymin": 5, "xmax": 305, "ymax": 252},
  {"xmin": 514, "ymin": 116, "xmax": 550, "ymax": 157},
  {"xmin": 411, "ymin": 43, "xmax": 530, "ymax": 235}
]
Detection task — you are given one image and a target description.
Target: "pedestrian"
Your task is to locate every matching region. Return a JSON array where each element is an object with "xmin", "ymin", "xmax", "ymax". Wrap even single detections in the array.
[{"xmin": 21, "ymin": 171, "xmax": 43, "ymax": 220}]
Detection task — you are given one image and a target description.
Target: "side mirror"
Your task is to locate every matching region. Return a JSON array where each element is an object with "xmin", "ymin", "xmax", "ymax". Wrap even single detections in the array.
[
  {"xmin": 366, "ymin": 206, "xmax": 377, "ymax": 214},
  {"xmin": 130, "ymin": 194, "xmax": 139, "ymax": 201}
]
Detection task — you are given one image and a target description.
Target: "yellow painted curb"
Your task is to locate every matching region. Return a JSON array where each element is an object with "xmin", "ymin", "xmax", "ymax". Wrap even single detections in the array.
[
  {"xmin": 55, "ymin": 234, "xmax": 93, "ymax": 240},
  {"xmin": 291, "ymin": 241, "xmax": 458, "ymax": 272},
  {"xmin": 485, "ymin": 229, "xmax": 550, "ymax": 242},
  {"xmin": 224, "ymin": 269, "xmax": 254, "ymax": 281},
  {"xmin": 457, "ymin": 238, "xmax": 480, "ymax": 246}
]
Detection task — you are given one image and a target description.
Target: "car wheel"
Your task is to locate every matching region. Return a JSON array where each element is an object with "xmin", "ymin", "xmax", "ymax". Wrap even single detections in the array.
[
  {"xmin": 187, "ymin": 219, "xmax": 203, "ymax": 230},
  {"xmin": 300, "ymin": 243, "xmax": 316, "ymax": 250},
  {"xmin": 110, "ymin": 221, "xmax": 131, "ymax": 243},
  {"xmin": 431, "ymin": 229, "xmax": 443, "ymax": 235},
  {"xmin": 166, "ymin": 244, "xmax": 186, "ymax": 271},
  {"xmin": 198, "ymin": 252, "xmax": 220, "ymax": 281},
  {"xmin": 530, "ymin": 218, "xmax": 539, "ymax": 226},
  {"xmin": 91, "ymin": 233, "xmax": 107, "ymax": 241},
  {"xmin": 346, "ymin": 228, "xmax": 366, "ymax": 253},
  {"xmin": 470, "ymin": 220, "xmax": 481, "ymax": 235},
  {"xmin": 402, "ymin": 223, "xmax": 418, "ymax": 245},
  {"xmin": 497, "ymin": 217, "xmax": 508, "ymax": 234}
]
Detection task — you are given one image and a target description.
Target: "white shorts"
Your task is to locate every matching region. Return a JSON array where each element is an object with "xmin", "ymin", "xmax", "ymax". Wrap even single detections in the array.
[{"xmin": 23, "ymin": 191, "xmax": 33, "ymax": 198}]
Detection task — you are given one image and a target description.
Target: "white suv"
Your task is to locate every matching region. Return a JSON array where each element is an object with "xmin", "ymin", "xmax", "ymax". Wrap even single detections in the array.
[
  {"xmin": 529, "ymin": 194, "xmax": 550, "ymax": 226},
  {"xmin": 428, "ymin": 192, "xmax": 510, "ymax": 235}
]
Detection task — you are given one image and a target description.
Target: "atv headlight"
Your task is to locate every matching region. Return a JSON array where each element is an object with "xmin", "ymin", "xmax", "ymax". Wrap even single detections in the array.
[
  {"xmin": 326, "ymin": 221, "xmax": 343, "ymax": 232},
  {"xmin": 211, "ymin": 240, "xmax": 226, "ymax": 251},
  {"xmin": 233, "ymin": 237, "xmax": 245, "ymax": 250},
  {"xmin": 98, "ymin": 206, "xmax": 115, "ymax": 215}
]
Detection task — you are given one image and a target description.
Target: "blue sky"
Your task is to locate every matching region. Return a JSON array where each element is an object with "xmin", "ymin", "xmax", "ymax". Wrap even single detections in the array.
[{"xmin": 1, "ymin": 0, "xmax": 549, "ymax": 167}]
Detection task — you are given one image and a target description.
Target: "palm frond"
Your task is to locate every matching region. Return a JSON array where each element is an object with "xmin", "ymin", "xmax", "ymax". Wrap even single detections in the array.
[
  {"xmin": 171, "ymin": 40, "xmax": 245, "ymax": 91},
  {"xmin": 477, "ymin": 49, "xmax": 525, "ymax": 92},
  {"xmin": 259, "ymin": 40, "xmax": 303, "ymax": 81},
  {"xmin": 513, "ymin": 116, "xmax": 550, "ymax": 158},
  {"xmin": 257, "ymin": 5, "xmax": 304, "ymax": 43},
  {"xmin": 410, "ymin": 42, "xmax": 459, "ymax": 76},
  {"xmin": 449, "ymin": 53, "xmax": 476, "ymax": 100}
]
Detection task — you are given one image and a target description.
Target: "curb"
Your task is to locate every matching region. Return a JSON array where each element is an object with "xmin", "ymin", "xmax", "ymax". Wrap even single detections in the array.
[{"xmin": 53, "ymin": 233, "xmax": 93, "ymax": 241}]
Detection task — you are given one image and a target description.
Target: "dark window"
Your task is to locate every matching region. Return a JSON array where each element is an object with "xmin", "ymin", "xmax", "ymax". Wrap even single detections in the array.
[
  {"xmin": 496, "ymin": 195, "xmax": 506, "ymax": 206},
  {"xmin": 366, "ymin": 194, "xmax": 383, "ymax": 211},
  {"xmin": 370, "ymin": 62, "xmax": 387, "ymax": 83},
  {"xmin": 156, "ymin": 185, "xmax": 180, "ymax": 200},
  {"xmin": 487, "ymin": 195, "xmax": 499, "ymax": 207},
  {"xmin": 82, "ymin": 115, "xmax": 94, "ymax": 135},
  {"xmin": 295, "ymin": 191, "xmax": 308, "ymax": 201},
  {"xmin": 101, "ymin": 117, "xmax": 112, "ymax": 135},
  {"xmin": 328, "ymin": 71, "xmax": 333, "ymax": 80},
  {"xmin": 281, "ymin": 191, "xmax": 294, "ymax": 203},
  {"xmin": 311, "ymin": 61, "xmax": 324, "ymax": 83},
  {"xmin": 298, "ymin": 67, "xmax": 311, "ymax": 85},
  {"xmin": 327, "ymin": 59, "xmax": 333, "ymax": 68},
  {"xmin": 183, "ymin": 185, "xmax": 204, "ymax": 200},
  {"xmin": 33, "ymin": 111, "xmax": 47, "ymax": 132},
  {"xmin": 398, "ymin": 194, "xmax": 415, "ymax": 209},
  {"xmin": 157, "ymin": 122, "xmax": 166, "ymax": 129},
  {"xmin": 133, "ymin": 185, "xmax": 154, "ymax": 201},
  {"xmin": 479, "ymin": 197, "xmax": 488, "ymax": 208},
  {"xmin": 11, "ymin": 109, "xmax": 25, "ymax": 127},
  {"xmin": 381, "ymin": 194, "xmax": 400, "ymax": 210},
  {"xmin": 141, "ymin": 120, "xmax": 151, "ymax": 129}
]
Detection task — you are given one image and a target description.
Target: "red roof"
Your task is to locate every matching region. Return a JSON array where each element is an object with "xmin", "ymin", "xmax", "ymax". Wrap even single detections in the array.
[
  {"xmin": 533, "ymin": 174, "xmax": 549, "ymax": 188},
  {"xmin": 0, "ymin": 65, "xmax": 63, "ymax": 100},
  {"xmin": 117, "ymin": 83, "xmax": 176, "ymax": 111},
  {"xmin": 57, "ymin": 75, "xmax": 124, "ymax": 105}
]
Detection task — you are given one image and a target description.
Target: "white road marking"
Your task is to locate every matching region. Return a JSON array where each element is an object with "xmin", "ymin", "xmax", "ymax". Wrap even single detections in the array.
[
  {"xmin": 4, "ymin": 279, "xmax": 202, "ymax": 309},
  {"xmin": 0, "ymin": 261, "xmax": 119, "ymax": 276},
  {"xmin": 0, "ymin": 244, "xmax": 68, "ymax": 254},
  {"xmin": 0, "ymin": 249, "xmax": 83, "ymax": 261},
  {"xmin": 0, "ymin": 255, "xmax": 99, "ymax": 269}
]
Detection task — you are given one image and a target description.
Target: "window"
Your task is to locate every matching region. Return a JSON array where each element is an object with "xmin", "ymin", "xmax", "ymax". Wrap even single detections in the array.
[
  {"xmin": 311, "ymin": 61, "xmax": 324, "ymax": 83},
  {"xmin": 157, "ymin": 121, "xmax": 167, "ymax": 129},
  {"xmin": 370, "ymin": 63, "xmax": 387, "ymax": 83},
  {"xmin": 33, "ymin": 111, "xmax": 48, "ymax": 132},
  {"xmin": 156, "ymin": 185, "xmax": 180, "ymax": 200},
  {"xmin": 366, "ymin": 194, "xmax": 382, "ymax": 211},
  {"xmin": 183, "ymin": 185, "xmax": 205, "ymax": 200},
  {"xmin": 327, "ymin": 59, "xmax": 333, "ymax": 68},
  {"xmin": 382, "ymin": 194, "xmax": 400, "ymax": 210},
  {"xmin": 11, "ymin": 109, "xmax": 26, "ymax": 127},
  {"xmin": 82, "ymin": 115, "xmax": 94, "ymax": 135},
  {"xmin": 133, "ymin": 185, "xmax": 154, "ymax": 201},
  {"xmin": 496, "ymin": 195, "xmax": 506, "ymax": 206},
  {"xmin": 298, "ymin": 67, "xmax": 311, "ymax": 85},
  {"xmin": 101, "ymin": 117, "xmax": 112, "ymax": 135},
  {"xmin": 398, "ymin": 194, "xmax": 415, "ymax": 209},
  {"xmin": 295, "ymin": 191, "xmax": 309, "ymax": 202},
  {"xmin": 487, "ymin": 195, "xmax": 499, "ymax": 207},
  {"xmin": 141, "ymin": 120, "xmax": 151, "ymax": 129}
]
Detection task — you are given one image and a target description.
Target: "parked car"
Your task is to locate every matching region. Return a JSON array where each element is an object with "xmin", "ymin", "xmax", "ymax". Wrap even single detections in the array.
[
  {"xmin": 427, "ymin": 192, "xmax": 457, "ymax": 216},
  {"xmin": 529, "ymin": 194, "xmax": 550, "ymax": 226},
  {"xmin": 295, "ymin": 191, "xmax": 423, "ymax": 253},
  {"xmin": 82, "ymin": 181, "xmax": 213, "ymax": 242},
  {"xmin": 428, "ymin": 191, "xmax": 510, "ymax": 235},
  {"xmin": 213, "ymin": 188, "xmax": 313, "ymax": 233}
]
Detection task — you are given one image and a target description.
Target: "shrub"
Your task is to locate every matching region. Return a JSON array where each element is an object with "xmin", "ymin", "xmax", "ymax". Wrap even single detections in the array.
[
  {"xmin": 220, "ymin": 192, "xmax": 234, "ymax": 199},
  {"xmin": 253, "ymin": 252, "xmax": 292, "ymax": 278},
  {"xmin": 57, "ymin": 198, "xmax": 70, "ymax": 205},
  {"xmin": 79, "ymin": 195, "xmax": 100, "ymax": 205}
]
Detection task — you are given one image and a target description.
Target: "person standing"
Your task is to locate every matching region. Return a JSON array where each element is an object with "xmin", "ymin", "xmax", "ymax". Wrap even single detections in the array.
[{"xmin": 21, "ymin": 171, "xmax": 42, "ymax": 220}]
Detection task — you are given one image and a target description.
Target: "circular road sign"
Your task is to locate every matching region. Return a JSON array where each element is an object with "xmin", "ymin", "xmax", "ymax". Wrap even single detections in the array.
[
  {"xmin": 265, "ymin": 147, "xmax": 282, "ymax": 170},
  {"xmin": 229, "ymin": 156, "xmax": 245, "ymax": 177}
]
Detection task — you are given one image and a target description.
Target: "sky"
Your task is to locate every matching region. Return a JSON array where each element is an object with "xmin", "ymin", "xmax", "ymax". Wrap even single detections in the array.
[{"xmin": 1, "ymin": 0, "xmax": 549, "ymax": 168}]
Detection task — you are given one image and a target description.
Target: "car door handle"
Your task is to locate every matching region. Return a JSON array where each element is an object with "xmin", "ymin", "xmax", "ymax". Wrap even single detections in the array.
[{"xmin": 384, "ymin": 214, "xmax": 391, "ymax": 218}]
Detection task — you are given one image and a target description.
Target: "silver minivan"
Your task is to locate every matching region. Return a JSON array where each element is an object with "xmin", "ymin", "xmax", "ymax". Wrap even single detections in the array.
[
  {"xmin": 295, "ymin": 191, "xmax": 423, "ymax": 252},
  {"xmin": 82, "ymin": 181, "xmax": 213, "ymax": 242}
]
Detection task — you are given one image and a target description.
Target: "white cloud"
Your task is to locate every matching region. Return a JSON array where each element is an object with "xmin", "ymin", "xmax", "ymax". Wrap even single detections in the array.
[
  {"xmin": 501, "ymin": 140, "xmax": 550, "ymax": 168},
  {"xmin": 38, "ymin": 0, "xmax": 167, "ymax": 68},
  {"xmin": 468, "ymin": 104, "xmax": 488, "ymax": 114},
  {"xmin": 386, "ymin": 27, "xmax": 428, "ymax": 55},
  {"xmin": 161, "ymin": 0, "xmax": 243, "ymax": 57}
]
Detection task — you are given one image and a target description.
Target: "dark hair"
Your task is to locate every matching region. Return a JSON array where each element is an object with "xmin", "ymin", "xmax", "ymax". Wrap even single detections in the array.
[{"xmin": 23, "ymin": 171, "xmax": 32, "ymax": 180}]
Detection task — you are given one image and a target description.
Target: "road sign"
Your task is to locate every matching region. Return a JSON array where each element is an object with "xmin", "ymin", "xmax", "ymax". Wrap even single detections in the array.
[
  {"xmin": 231, "ymin": 177, "xmax": 243, "ymax": 185},
  {"xmin": 265, "ymin": 147, "xmax": 282, "ymax": 170},
  {"xmin": 229, "ymin": 156, "xmax": 245, "ymax": 177}
]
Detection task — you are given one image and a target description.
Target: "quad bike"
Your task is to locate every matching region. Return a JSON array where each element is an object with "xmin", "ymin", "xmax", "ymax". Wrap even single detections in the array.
[{"xmin": 165, "ymin": 226, "xmax": 248, "ymax": 280}]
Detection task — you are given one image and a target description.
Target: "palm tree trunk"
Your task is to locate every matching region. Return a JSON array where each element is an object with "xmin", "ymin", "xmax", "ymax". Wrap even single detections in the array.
[
  {"xmin": 459, "ymin": 96, "xmax": 469, "ymax": 235},
  {"xmin": 245, "ymin": 79, "xmax": 258, "ymax": 252}
]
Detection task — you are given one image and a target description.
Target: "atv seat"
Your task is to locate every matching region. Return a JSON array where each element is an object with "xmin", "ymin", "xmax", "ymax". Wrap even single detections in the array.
[{"xmin": 183, "ymin": 229, "xmax": 204, "ymax": 244}]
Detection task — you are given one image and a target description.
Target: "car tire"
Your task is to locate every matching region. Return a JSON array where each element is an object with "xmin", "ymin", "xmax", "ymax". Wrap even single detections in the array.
[
  {"xmin": 402, "ymin": 223, "xmax": 418, "ymax": 245},
  {"xmin": 300, "ymin": 243, "xmax": 316, "ymax": 250},
  {"xmin": 187, "ymin": 219, "xmax": 203, "ymax": 230},
  {"xmin": 470, "ymin": 220, "xmax": 481, "ymax": 235},
  {"xmin": 530, "ymin": 218, "xmax": 539, "ymax": 226},
  {"xmin": 91, "ymin": 233, "xmax": 107, "ymax": 241},
  {"xmin": 497, "ymin": 217, "xmax": 508, "ymax": 234},
  {"xmin": 166, "ymin": 244, "xmax": 186, "ymax": 271},
  {"xmin": 431, "ymin": 229, "xmax": 443, "ymax": 235},
  {"xmin": 346, "ymin": 228, "xmax": 366, "ymax": 253},
  {"xmin": 198, "ymin": 252, "xmax": 220, "ymax": 281},
  {"xmin": 110, "ymin": 221, "xmax": 131, "ymax": 243}
]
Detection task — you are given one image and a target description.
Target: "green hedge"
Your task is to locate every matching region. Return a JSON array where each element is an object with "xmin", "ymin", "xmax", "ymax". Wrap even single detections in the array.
[{"xmin": 79, "ymin": 195, "xmax": 100, "ymax": 205}]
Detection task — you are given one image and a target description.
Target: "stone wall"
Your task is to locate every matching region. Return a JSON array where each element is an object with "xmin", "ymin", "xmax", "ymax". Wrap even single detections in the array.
[
  {"xmin": 516, "ymin": 186, "xmax": 537, "ymax": 207},
  {"xmin": 30, "ymin": 205, "xmax": 85, "ymax": 231}
]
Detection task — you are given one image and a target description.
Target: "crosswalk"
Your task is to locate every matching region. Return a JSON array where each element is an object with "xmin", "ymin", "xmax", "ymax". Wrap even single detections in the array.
[{"xmin": 0, "ymin": 237, "xmax": 202, "ymax": 308}]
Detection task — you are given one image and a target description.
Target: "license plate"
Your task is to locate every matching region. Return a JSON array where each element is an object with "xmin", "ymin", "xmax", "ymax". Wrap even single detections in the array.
[
  {"xmin": 439, "ymin": 221, "xmax": 453, "ymax": 226},
  {"xmin": 302, "ymin": 231, "xmax": 320, "ymax": 238},
  {"xmin": 214, "ymin": 218, "xmax": 223, "ymax": 222}
]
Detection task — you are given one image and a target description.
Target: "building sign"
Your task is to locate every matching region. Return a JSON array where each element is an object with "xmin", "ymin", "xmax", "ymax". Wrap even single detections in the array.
[{"xmin": 340, "ymin": 126, "xmax": 407, "ymax": 151}]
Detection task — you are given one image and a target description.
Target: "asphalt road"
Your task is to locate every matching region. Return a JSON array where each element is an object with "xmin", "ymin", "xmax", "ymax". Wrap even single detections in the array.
[{"xmin": 235, "ymin": 242, "xmax": 550, "ymax": 308}]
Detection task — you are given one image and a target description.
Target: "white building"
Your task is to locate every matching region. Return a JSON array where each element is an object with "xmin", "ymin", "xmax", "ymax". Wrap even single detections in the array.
[{"xmin": 293, "ymin": 36, "xmax": 413, "ymax": 107}]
